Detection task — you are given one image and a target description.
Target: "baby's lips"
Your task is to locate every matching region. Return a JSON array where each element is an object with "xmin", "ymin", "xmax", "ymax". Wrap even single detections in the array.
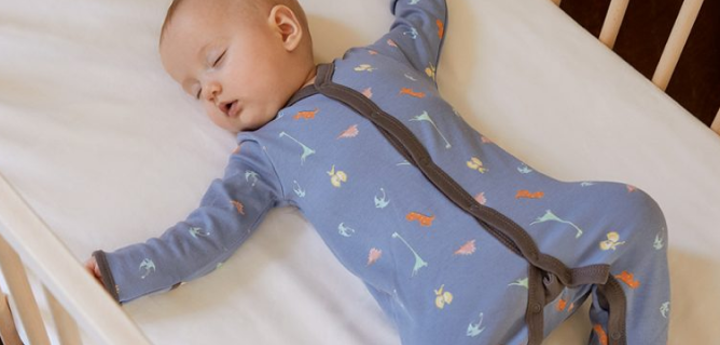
[
  {"xmin": 227, "ymin": 100, "xmax": 242, "ymax": 118},
  {"xmin": 219, "ymin": 100, "xmax": 241, "ymax": 118}
]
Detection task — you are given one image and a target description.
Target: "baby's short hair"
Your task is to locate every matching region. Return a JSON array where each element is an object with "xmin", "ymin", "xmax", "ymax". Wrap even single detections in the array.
[{"xmin": 160, "ymin": 0, "xmax": 310, "ymax": 43}]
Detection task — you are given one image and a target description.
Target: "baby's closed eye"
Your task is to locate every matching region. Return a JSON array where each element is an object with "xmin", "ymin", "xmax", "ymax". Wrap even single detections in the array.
[{"xmin": 194, "ymin": 50, "xmax": 227, "ymax": 100}]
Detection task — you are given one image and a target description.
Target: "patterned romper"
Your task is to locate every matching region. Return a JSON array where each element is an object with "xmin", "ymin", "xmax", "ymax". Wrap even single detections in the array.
[{"xmin": 94, "ymin": 0, "xmax": 671, "ymax": 344}]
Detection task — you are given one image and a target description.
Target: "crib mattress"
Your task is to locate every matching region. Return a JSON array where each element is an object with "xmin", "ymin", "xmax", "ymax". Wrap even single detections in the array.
[{"xmin": 1, "ymin": 0, "xmax": 718, "ymax": 344}]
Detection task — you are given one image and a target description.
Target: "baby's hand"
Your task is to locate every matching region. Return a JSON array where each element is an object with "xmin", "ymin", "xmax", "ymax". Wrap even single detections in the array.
[{"xmin": 84, "ymin": 256, "xmax": 103, "ymax": 283}]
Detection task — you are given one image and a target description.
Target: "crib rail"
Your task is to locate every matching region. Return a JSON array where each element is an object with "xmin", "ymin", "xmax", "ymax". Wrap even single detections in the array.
[
  {"xmin": 553, "ymin": 0, "xmax": 719, "ymax": 135},
  {"xmin": 0, "ymin": 172, "xmax": 151, "ymax": 345}
]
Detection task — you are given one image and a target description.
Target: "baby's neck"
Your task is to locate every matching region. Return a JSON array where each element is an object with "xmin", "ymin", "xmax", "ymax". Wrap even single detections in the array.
[{"xmin": 300, "ymin": 65, "xmax": 318, "ymax": 88}]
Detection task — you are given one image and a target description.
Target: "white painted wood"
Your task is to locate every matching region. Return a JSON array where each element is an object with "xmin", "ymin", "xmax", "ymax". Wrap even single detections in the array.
[
  {"xmin": 0, "ymin": 235, "xmax": 51, "ymax": 345},
  {"xmin": 652, "ymin": 0, "xmax": 705, "ymax": 90},
  {"xmin": 712, "ymin": 107, "xmax": 720, "ymax": 135},
  {"xmin": 44, "ymin": 286, "xmax": 83, "ymax": 345},
  {"xmin": 599, "ymin": 0, "xmax": 630, "ymax": 49},
  {"xmin": 0, "ymin": 291, "xmax": 23, "ymax": 345},
  {"xmin": 0, "ymin": 172, "xmax": 152, "ymax": 345}
]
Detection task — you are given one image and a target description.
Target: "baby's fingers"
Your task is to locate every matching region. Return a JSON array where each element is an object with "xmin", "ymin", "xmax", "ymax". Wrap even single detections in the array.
[{"xmin": 84, "ymin": 257, "xmax": 102, "ymax": 280}]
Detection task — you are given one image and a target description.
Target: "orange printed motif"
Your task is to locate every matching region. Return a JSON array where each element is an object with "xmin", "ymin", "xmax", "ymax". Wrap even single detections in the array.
[
  {"xmin": 593, "ymin": 324, "xmax": 609, "ymax": 345},
  {"xmin": 454, "ymin": 240, "xmax": 477, "ymax": 255},
  {"xmin": 368, "ymin": 50, "xmax": 378, "ymax": 55},
  {"xmin": 399, "ymin": 88, "xmax": 426, "ymax": 98},
  {"xmin": 474, "ymin": 192, "xmax": 487, "ymax": 205},
  {"xmin": 555, "ymin": 298, "xmax": 567, "ymax": 311},
  {"xmin": 615, "ymin": 271, "xmax": 641, "ymax": 289},
  {"xmin": 406, "ymin": 212, "xmax": 435, "ymax": 227},
  {"xmin": 515, "ymin": 190, "xmax": 544, "ymax": 199},
  {"xmin": 436, "ymin": 19, "xmax": 444, "ymax": 39},
  {"xmin": 367, "ymin": 248, "xmax": 382, "ymax": 266},
  {"xmin": 626, "ymin": 185, "xmax": 637, "ymax": 193},
  {"xmin": 387, "ymin": 39, "xmax": 398, "ymax": 48},
  {"xmin": 231, "ymin": 200, "xmax": 245, "ymax": 215},
  {"xmin": 233, "ymin": 145, "xmax": 242, "ymax": 155},
  {"xmin": 362, "ymin": 87, "xmax": 373, "ymax": 99},
  {"xmin": 337, "ymin": 124, "xmax": 359, "ymax": 139},
  {"xmin": 293, "ymin": 108, "xmax": 318, "ymax": 120}
]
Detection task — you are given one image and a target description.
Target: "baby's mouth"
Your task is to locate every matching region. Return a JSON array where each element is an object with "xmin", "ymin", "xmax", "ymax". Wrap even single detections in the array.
[{"xmin": 221, "ymin": 100, "xmax": 241, "ymax": 119}]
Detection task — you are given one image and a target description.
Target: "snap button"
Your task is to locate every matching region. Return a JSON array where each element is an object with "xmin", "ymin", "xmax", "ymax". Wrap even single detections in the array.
[
  {"xmin": 611, "ymin": 332, "xmax": 622, "ymax": 340},
  {"xmin": 531, "ymin": 303, "xmax": 543, "ymax": 313},
  {"xmin": 469, "ymin": 204, "xmax": 480, "ymax": 213},
  {"xmin": 370, "ymin": 111, "xmax": 380, "ymax": 119},
  {"xmin": 418, "ymin": 157, "xmax": 430, "ymax": 166}
]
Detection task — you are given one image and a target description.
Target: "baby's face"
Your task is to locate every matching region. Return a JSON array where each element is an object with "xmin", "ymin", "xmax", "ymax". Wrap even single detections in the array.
[{"xmin": 160, "ymin": 0, "xmax": 310, "ymax": 133}]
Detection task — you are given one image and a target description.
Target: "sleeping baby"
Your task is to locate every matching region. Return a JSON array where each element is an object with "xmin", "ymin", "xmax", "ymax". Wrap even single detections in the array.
[{"xmin": 85, "ymin": 0, "xmax": 670, "ymax": 344}]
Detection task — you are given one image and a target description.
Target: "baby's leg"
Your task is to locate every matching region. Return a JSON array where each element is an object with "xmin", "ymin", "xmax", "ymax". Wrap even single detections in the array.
[{"xmin": 587, "ymin": 189, "xmax": 670, "ymax": 345}]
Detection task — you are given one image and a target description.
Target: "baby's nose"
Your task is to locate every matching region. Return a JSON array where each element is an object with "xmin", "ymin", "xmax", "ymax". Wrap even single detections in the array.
[{"xmin": 203, "ymin": 81, "xmax": 222, "ymax": 103}]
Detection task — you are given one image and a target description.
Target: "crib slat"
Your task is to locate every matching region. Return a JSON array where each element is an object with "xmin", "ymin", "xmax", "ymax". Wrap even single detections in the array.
[
  {"xmin": 0, "ymin": 291, "xmax": 23, "ymax": 345},
  {"xmin": 712, "ymin": 107, "xmax": 720, "ymax": 135},
  {"xmin": 44, "ymin": 286, "xmax": 83, "ymax": 345},
  {"xmin": 652, "ymin": 0, "xmax": 705, "ymax": 91},
  {"xmin": 0, "ymin": 235, "xmax": 52, "ymax": 345},
  {"xmin": 0, "ymin": 172, "xmax": 152, "ymax": 345},
  {"xmin": 599, "ymin": 0, "xmax": 630, "ymax": 49}
]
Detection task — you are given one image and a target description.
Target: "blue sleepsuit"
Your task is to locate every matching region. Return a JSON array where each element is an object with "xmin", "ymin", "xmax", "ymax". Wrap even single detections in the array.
[{"xmin": 94, "ymin": 1, "xmax": 671, "ymax": 344}]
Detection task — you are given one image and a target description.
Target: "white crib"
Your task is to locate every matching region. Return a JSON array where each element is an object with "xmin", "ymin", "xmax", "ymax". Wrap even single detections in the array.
[{"xmin": 1, "ymin": 0, "xmax": 718, "ymax": 344}]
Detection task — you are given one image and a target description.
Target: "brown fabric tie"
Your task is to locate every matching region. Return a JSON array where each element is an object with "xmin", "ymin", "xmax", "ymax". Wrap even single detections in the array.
[{"xmin": 287, "ymin": 62, "xmax": 627, "ymax": 345}]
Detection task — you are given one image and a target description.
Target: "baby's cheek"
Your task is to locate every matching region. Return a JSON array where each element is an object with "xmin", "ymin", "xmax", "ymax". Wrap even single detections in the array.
[{"xmin": 204, "ymin": 107, "xmax": 227, "ymax": 128}]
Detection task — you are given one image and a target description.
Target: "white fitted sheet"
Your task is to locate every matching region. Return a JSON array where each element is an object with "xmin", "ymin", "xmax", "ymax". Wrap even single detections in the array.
[{"xmin": 1, "ymin": 0, "xmax": 718, "ymax": 344}]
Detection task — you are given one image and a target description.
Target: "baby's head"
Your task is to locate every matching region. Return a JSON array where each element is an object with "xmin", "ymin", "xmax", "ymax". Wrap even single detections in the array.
[{"xmin": 159, "ymin": 0, "xmax": 315, "ymax": 133}]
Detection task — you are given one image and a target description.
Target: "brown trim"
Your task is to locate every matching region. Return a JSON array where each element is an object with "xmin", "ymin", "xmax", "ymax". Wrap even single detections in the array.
[
  {"xmin": 92, "ymin": 250, "xmax": 121, "ymax": 304},
  {"xmin": 598, "ymin": 275, "xmax": 628, "ymax": 345},
  {"xmin": 287, "ymin": 62, "xmax": 625, "ymax": 343},
  {"xmin": 526, "ymin": 265, "xmax": 546, "ymax": 344},
  {"xmin": 284, "ymin": 83, "xmax": 319, "ymax": 108}
]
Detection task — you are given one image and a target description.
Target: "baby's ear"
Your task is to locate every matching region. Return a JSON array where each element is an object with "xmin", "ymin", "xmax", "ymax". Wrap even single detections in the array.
[{"xmin": 268, "ymin": 5, "xmax": 303, "ymax": 52}]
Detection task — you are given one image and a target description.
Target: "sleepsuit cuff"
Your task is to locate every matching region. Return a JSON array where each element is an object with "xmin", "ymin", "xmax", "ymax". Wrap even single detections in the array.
[{"xmin": 92, "ymin": 250, "xmax": 121, "ymax": 304}]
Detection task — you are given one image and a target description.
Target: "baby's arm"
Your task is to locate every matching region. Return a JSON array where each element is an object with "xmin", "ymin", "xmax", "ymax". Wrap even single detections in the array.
[
  {"xmin": 368, "ymin": 0, "xmax": 448, "ymax": 83},
  {"xmin": 89, "ymin": 141, "xmax": 283, "ymax": 303}
]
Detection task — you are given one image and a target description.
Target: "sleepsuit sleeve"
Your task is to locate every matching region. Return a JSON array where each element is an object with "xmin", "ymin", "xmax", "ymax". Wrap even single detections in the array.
[
  {"xmin": 93, "ymin": 140, "xmax": 284, "ymax": 304},
  {"xmin": 366, "ymin": 0, "xmax": 448, "ymax": 83}
]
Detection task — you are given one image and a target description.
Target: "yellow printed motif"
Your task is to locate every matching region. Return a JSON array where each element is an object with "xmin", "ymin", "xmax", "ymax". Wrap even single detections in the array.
[
  {"xmin": 327, "ymin": 165, "xmax": 348, "ymax": 188},
  {"xmin": 434, "ymin": 285, "xmax": 454, "ymax": 309},
  {"xmin": 599, "ymin": 231, "xmax": 625, "ymax": 251},
  {"xmin": 425, "ymin": 62, "xmax": 436, "ymax": 81},
  {"xmin": 466, "ymin": 157, "xmax": 488, "ymax": 173}
]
